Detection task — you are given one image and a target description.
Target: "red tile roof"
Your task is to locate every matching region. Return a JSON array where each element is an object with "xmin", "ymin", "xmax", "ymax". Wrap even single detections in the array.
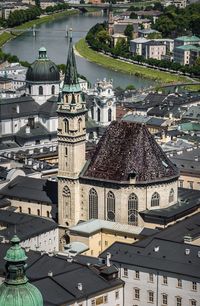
[{"xmin": 83, "ymin": 121, "xmax": 179, "ymax": 184}]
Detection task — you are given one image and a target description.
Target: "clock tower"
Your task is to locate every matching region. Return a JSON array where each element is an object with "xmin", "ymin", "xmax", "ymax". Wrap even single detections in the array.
[{"xmin": 57, "ymin": 31, "xmax": 87, "ymax": 228}]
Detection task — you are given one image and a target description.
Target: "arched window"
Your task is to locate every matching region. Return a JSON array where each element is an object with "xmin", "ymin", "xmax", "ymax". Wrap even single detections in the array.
[
  {"xmin": 51, "ymin": 85, "xmax": 55, "ymax": 95},
  {"xmin": 128, "ymin": 193, "xmax": 138, "ymax": 225},
  {"xmin": 37, "ymin": 209, "xmax": 40, "ymax": 216},
  {"xmin": 47, "ymin": 211, "xmax": 50, "ymax": 218},
  {"xmin": 78, "ymin": 118, "xmax": 82, "ymax": 133},
  {"xmin": 64, "ymin": 119, "xmax": 69, "ymax": 133},
  {"xmin": 89, "ymin": 188, "xmax": 98, "ymax": 219},
  {"xmin": 151, "ymin": 192, "xmax": 160, "ymax": 207},
  {"xmin": 39, "ymin": 86, "xmax": 43, "ymax": 96},
  {"xmin": 63, "ymin": 186, "xmax": 71, "ymax": 219},
  {"xmin": 108, "ymin": 108, "xmax": 112, "ymax": 122},
  {"xmin": 28, "ymin": 208, "xmax": 31, "ymax": 214},
  {"xmin": 107, "ymin": 191, "xmax": 115, "ymax": 222},
  {"xmin": 169, "ymin": 188, "xmax": 174, "ymax": 203},
  {"xmin": 97, "ymin": 108, "xmax": 101, "ymax": 122},
  {"xmin": 19, "ymin": 206, "xmax": 22, "ymax": 213},
  {"xmin": 65, "ymin": 147, "xmax": 68, "ymax": 156}
]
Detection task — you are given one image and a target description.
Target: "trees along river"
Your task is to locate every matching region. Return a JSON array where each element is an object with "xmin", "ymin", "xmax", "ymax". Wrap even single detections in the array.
[{"xmin": 3, "ymin": 12, "xmax": 153, "ymax": 89}]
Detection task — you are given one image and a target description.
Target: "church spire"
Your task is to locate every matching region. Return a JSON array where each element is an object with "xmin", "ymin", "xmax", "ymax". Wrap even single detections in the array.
[{"xmin": 63, "ymin": 29, "xmax": 80, "ymax": 92}]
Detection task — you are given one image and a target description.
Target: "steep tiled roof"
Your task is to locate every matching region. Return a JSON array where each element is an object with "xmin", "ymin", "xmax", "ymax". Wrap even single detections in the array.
[{"xmin": 83, "ymin": 121, "xmax": 178, "ymax": 184}]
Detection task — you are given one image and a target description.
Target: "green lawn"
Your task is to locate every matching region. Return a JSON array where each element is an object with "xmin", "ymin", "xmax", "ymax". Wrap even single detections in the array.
[{"xmin": 75, "ymin": 38, "xmax": 191, "ymax": 85}]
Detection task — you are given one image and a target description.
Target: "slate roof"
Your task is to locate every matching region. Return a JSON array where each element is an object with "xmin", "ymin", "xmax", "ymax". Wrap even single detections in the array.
[
  {"xmin": 23, "ymin": 253, "xmax": 123, "ymax": 306},
  {"xmin": 0, "ymin": 96, "xmax": 39, "ymax": 120},
  {"xmin": 100, "ymin": 237, "xmax": 200, "ymax": 280},
  {"xmin": 140, "ymin": 187, "xmax": 200, "ymax": 224},
  {"xmin": 136, "ymin": 212, "xmax": 200, "ymax": 246},
  {"xmin": 83, "ymin": 121, "xmax": 178, "ymax": 184},
  {"xmin": 0, "ymin": 175, "xmax": 58, "ymax": 205},
  {"xmin": 39, "ymin": 96, "xmax": 58, "ymax": 117},
  {"xmin": 0, "ymin": 210, "xmax": 58, "ymax": 241}
]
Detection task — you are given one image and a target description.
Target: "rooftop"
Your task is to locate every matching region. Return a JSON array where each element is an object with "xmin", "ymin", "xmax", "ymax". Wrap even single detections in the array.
[
  {"xmin": 0, "ymin": 175, "xmax": 58, "ymax": 205},
  {"xmin": 175, "ymin": 35, "xmax": 200, "ymax": 42},
  {"xmin": 70, "ymin": 219, "xmax": 143, "ymax": 236},
  {"xmin": 0, "ymin": 210, "xmax": 58, "ymax": 241},
  {"xmin": 100, "ymin": 237, "xmax": 200, "ymax": 280},
  {"xmin": 83, "ymin": 121, "xmax": 178, "ymax": 184}
]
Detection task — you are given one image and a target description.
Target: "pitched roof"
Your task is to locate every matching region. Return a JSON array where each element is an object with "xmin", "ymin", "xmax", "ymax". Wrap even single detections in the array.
[
  {"xmin": 0, "ymin": 210, "xmax": 58, "ymax": 241},
  {"xmin": 0, "ymin": 175, "xmax": 58, "ymax": 205},
  {"xmin": 100, "ymin": 237, "xmax": 200, "ymax": 280},
  {"xmin": 83, "ymin": 121, "xmax": 178, "ymax": 184}
]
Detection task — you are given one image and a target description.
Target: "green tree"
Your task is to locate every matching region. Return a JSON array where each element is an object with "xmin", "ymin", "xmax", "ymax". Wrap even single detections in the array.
[
  {"xmin": 35, "ymin": 0, "xmax": 40, "ymax": 7},
  {"xmin": 126, "ymin": 84, "xmax": 135, "ymax": 90},
  {"xmin": 124, "ymin": 24, "xmax": 133, "ymax": 40}
]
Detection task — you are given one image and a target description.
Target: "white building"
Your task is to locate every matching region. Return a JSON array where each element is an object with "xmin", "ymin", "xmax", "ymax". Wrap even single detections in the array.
[
  {"xmin": 101, "ymin": 237, "xmax": 200, "ymax": 306},
  {"xmin": 87, "ymin": 79, "xmax": 116, "ymax": 126}
]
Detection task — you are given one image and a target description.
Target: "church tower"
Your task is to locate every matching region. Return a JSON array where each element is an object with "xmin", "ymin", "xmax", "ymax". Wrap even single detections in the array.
[{"xmin": 57, "ymin": 30, "xmax": 87, "ymax": 228}]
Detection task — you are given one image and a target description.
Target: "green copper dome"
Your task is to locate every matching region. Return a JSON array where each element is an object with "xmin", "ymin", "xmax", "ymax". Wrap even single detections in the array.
[
  {"xmin": 0, "ymin": 235, "xmax": 43, "ymax": 306},
  {"xmin": 26, "ymin": 47, "xmax": 60, "ymax": 83},
  {"xmin": 0, "ymin": 282, "xmax": 43, "ymax": 306}
]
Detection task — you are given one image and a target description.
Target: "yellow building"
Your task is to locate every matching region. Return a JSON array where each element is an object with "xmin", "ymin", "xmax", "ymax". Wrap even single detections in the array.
[{"xmin": 69, "ymin": 219, "xmax": 149, "ymax": 257}]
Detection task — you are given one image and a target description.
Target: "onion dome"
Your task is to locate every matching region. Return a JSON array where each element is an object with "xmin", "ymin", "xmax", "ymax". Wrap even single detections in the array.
[
  {"xmin": 0, "ymin": 235, "xmax": 43, "ymax": 306},
  {"xmin": 26, "ymin": 47, "xmax": 60, "ymax": 83}
]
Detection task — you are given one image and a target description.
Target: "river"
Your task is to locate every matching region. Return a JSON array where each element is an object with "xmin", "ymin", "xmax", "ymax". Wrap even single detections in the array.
[{"xmin": 3, "ymin": 12, "xmax": 153, "ymax": 89}]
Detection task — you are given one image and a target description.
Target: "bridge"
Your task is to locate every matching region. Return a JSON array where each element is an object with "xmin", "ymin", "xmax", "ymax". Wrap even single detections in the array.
[{"xmin": 67, "ymin": 2, "xmax": 154, "ymax": 11}]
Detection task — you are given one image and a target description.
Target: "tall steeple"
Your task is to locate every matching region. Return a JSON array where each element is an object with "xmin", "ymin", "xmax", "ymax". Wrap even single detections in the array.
[
  {"xmin": 57, "ymin": 30, "xmax": 87, "ymax": 229},
  {"xmin": 0, "ymin": 235, "xmax": 43, "ymax": 306},
  {"xmin": 63, "ymin": 30, "xmax": 80, "ymax": 90},
  {"xmin": 108, "ymin": 1, "xmax": 114, "ymax": 36}
]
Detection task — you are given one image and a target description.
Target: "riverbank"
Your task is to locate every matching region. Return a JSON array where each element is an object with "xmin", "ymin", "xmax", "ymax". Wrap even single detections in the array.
[
  {"xmin": 75, "ymin": 38, "xmax": 192, "ymax": 85},
  {"xmin": 0, "ymin": 9, "xmax": 79, "ymax": 48}
]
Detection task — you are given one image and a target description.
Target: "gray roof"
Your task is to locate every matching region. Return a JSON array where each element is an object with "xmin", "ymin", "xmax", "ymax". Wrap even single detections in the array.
[
  {"xmin": 0, "ymin": 175, "xmax": 58, "ymax": 205},
  {"xmin": 169, "ymin": 147, "xmax": 200, "ymax": 173},
  {"xmin": 182, "ymin": 105, "xmax": 200, "ymax": 120},
  {"xmin": 0, "ymin": 210, "xmax": 58, "ymax": 241},
  {"xmin": 39, "ymin": 96, "xmax": 58, "ymax": 117},
  {"xmin": 100, "ymin": 237, "xmax": 200, "ymax": 280},
  {"xmin": 137, "ymin": 212, "xmax": 200, "ymax": 245},
  {"xmin": 140, "ymin": 187, "xmax": 200, "ymax": 224},
  {"xmin": 0, "ymin": 96, "xmax": 39, "ymax": 120}
]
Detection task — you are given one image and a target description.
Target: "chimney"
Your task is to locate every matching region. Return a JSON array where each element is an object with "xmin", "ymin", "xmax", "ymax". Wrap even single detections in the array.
[
  {"xmin": 77, "ymin": 283, "xmax": 83, "ymax": 291},
  {"xmin": 106, "ymin": 252, "xmax": 111, "ymax": 267},
  {"xmin": 48, "ymin": 271, "xmax": 53, "ymax": 277},
  {"xmin": 26, "ymin": 126, "xmax": 30, "ymax": 134}
]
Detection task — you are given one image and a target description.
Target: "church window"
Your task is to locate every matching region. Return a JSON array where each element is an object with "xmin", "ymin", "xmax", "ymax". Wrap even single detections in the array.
[
  {"xmin": 65, "ymin": 147, "xmax": 68, "ymax": 156},
  {"xmin": 28, "ymin": 208, "xmax": 31, "ymax": 214},
  {"xmin": 63, "ymin": 186, "xmax": 71, "ymax": 219},
  {"xmin": 19, "ymin": 206, "xmax": 22, "ymax": 213},
  {"xmin": 107, "ymin": 191, "xmax": 115, "ymax": 222},
  {"xmin": 151, "ymin": 192, "xmax": 160, "ymax": 207},
  {"xmin": 128, "ymin": 193, "xmax": 138, "ymax": 225},
  {"xmin": 47, "ymin": 211, "xmax": 50, "ymax": 218},
  {"xmin": 78, "ymin": 118, "xmax": 82, "ymax": 133},
  {"xmin": 97, "ymin": 108, "xmax": 101, "ymax": 122},
  {"xmin": 108, "ymin": 108, "xmax": 112, "ymax": 122},
  {"xmin": 51, "ymin": 85, "xmax": 55, "ymax": 95},
  {"xmin": 169, "ymin": 188, "xmax": 174, "ymax": 203},
  {"xmin": 64, "ymin": 119, "xmax": 69, "ymax": 133},
  {"xmin": 37, "ymin": 209, "xmax": 40, "ymax": 216},
  {"xmin": 39, "ymin": 86, "xmax": 43, "ymax": 96},
  {"xmin": 89, "ymin": 188, "xmax": 98, "ymax": 219}
]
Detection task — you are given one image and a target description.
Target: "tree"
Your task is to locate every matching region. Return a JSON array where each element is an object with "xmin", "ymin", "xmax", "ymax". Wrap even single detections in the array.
[
  {"xmin": 126, "ymin": 84, "xmax": 135, "ymax": 90},
  {"xmin": 189, "ymin": 16, "xmax": 200, "ymax": 36},
  {"xmin": 130, "ymin": 12, "xmax": 137, "ymax": 19},
  {"xmin": 124, "ymin": 24, "xmax": 133, "ymax": 40}
]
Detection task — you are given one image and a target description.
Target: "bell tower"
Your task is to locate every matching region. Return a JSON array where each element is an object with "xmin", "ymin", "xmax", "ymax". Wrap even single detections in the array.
[{"xmin": 57, "ymin": 30, "xmax": 87, "ymax": 228}]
